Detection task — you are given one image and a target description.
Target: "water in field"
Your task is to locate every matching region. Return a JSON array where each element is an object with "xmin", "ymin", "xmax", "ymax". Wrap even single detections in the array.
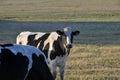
[{"xmin": 0, "ymin": 20, "xmax": 120, "ymax": 45}]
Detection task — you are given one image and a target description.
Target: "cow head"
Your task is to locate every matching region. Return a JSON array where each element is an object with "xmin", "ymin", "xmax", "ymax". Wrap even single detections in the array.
[{"xmin": 56, "ymin": 27, "xmax": 80, "ymax": 49}]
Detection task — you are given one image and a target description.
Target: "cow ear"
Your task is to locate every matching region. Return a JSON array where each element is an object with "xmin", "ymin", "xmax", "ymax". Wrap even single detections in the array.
[
  {"xmin": 72, "ymin": 31, "xmax": 80, "ymax": 36},
  {"xmin": 56, "ymin": 30, "xmax": 64, "ymax": 35}
]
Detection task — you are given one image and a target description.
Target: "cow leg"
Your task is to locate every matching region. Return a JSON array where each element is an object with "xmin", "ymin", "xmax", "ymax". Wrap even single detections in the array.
[
  {"xmin": 50, "ymin": 64, "xmax": 57, "ymax": 79},
  {"xmin": 60, "ymin": 65, "xmax": 65, "ymax": 80},
  {"xmin": 52, "ymin": 70, "xmax": 56, "ymax": 80}
]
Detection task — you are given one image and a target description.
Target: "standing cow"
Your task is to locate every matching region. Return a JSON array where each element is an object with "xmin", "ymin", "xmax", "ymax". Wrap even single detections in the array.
[
  {"xmin": 16, "ymin": 27, "xmax": 80, "ymax": 80},
  {"xmin": 0, "ymin": 44, "xmax": 54, "ymax": 80}
]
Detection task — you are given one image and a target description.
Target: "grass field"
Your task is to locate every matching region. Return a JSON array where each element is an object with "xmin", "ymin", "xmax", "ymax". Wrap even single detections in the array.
[
  {"xmin": 0, "ymin": 21, "xmax": 120, "ymax": 80},
  {"xmin": 0, "ymin": 0, "xmax": 120, "ymax": 22},
  {"xmin": 0, "ymin": 0, "xmax": 120, "ymax": 79},
  {"xmin": 59, "ymin": 45, "xmax": 120, "ymax": 80}
]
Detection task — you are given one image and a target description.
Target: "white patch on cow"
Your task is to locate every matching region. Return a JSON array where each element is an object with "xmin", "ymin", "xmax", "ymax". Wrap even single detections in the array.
[
  {"xmin": 16, "ymin": 31, "xmax": 31, "ymax": 45},
  {"xmin": 66, "ymin": 36, "xmax": 71, "ymax": 45},
  {"xmin": 42, "ymin": 32, "xmax": 59, "ymax": 50},
  {"xmin": 36, "ymin": 41, "xmax": 41, "ymax": 48},
  {"xmin": 34, "ymin": 32, "xmax": 46, "ymax": 40},
  {"xmin": 42, "ymin": 32, "xmax": 59, "ymax": 62},
  {"xmin": 64, "ymin": 27, "xmax": 72, "ymax": 45},
  {"xmin": 55, "ymin": 53, "xmax": 68, "ymax": 66},
  {"xmin": 16, "ymin": 31, "xmax": 46, "ymax": 45}
]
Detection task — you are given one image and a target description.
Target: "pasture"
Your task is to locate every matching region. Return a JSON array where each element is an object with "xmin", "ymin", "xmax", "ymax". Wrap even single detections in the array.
[
  {"xmin": 0, "ymin": 0, "xmax": 120, "ymax": 79},
  {"xmin": 0, "ymin": 0, "xmax": 120, "ymax": 22},
  {"xmin": 0, "ymin": 21, "xmax": 120, "ymax": 80}
]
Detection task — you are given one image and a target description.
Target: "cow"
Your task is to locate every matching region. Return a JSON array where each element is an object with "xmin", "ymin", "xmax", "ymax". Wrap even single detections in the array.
[
  {"xmin": 0, "ymin": 44, "xmax": 54, "ymax": 80},
  {"xmin": 16, "ymin": 27, "xmax": 80, "ymax": 80}
]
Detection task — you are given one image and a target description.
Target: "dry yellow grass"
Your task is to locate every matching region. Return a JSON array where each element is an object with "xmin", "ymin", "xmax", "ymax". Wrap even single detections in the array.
[
  {"xmin": 56, "ymin": 45, "xmax": 120, "ymax": 80},
  {"xmin": 0, "ymin": 0, "xmax": 119, "ymax": 21}
]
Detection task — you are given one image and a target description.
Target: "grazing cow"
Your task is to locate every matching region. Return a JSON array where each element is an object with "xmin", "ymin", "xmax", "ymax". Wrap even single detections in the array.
[
  {"xmin": 0, "ymin": 44, "xmax": 54, "ymax": 80},
  {"xmin": 16, "ymin": 27, "xmax": 80, "ymax": 80}
]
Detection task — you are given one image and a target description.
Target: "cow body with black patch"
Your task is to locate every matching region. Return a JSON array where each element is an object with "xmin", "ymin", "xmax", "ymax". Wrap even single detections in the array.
[
  {"xmin": 0, "ymin": 44, "xmax": 53, "ymax": 80},
  {"xmin": 16, "ymin": 27, "xmax": 80, "ymax": 80}
]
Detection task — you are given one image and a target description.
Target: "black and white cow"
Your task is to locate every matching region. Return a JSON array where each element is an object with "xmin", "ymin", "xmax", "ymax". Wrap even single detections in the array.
[
  {"xmin": 16, "ymin": 27, "xmax": 80, "ymax": 80},
  {"xmin": 0, "ymin": 44, "xmax": 54, "ymax": 80}
]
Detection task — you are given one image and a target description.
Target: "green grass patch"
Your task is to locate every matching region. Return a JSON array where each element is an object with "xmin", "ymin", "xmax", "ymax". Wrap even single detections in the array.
[{"xmin": 0, "ymin": 0, "xmax": 120, "ymax": 22}]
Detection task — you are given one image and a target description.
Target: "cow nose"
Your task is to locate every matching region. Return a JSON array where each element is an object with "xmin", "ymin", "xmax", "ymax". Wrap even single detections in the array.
[{"xmin": 66, "ymin": 44, "xmax": 72, "ymax": 48}]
